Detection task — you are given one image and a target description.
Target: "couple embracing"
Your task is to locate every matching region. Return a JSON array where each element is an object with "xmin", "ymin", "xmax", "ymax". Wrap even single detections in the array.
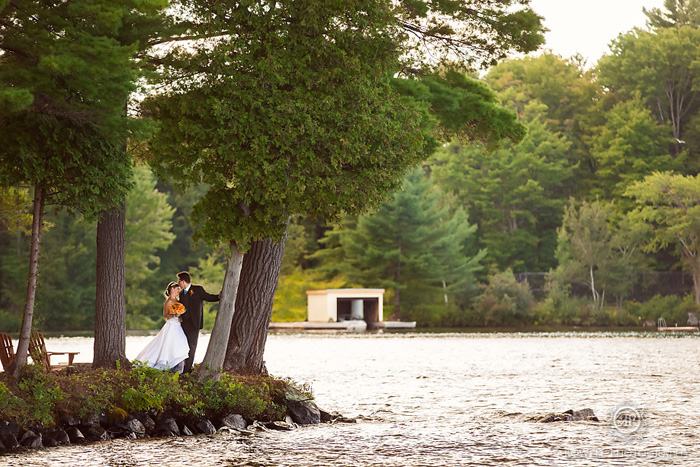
[{"xmin": 135, "ymin": 271, "xmax": 220, "ymax": 374}]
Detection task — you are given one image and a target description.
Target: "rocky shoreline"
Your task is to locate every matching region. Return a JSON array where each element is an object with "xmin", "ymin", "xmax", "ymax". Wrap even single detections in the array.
[{"xmin": 0, "ymin": 385, "xmax": 355, "ymax": 452}]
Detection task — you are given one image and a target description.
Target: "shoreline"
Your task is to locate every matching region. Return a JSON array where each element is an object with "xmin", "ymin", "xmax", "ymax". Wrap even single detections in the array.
[
  {"xmin": 1, "ymin": 325, "xmax": 673, "ymax": 340},
  {"xmin": 0, "ymin": 364, "xmax": 352, "ymax": 452}
]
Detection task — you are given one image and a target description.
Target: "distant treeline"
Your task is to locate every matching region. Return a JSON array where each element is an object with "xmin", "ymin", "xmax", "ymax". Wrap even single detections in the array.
[{"xmin": 3, "ymin": 2, "xmax": 700, "ymax": 331}]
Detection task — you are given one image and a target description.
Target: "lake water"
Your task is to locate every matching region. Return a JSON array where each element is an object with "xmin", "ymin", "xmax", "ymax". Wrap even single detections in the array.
[{"xmin": 2, "ymin": 330, "xmax": 699, "ymax": 466}]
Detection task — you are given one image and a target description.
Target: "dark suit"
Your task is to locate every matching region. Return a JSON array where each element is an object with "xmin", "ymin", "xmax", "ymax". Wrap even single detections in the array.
[{"xmin": 179, "ymin": 285, "xmax": 219, "ymax": 373}]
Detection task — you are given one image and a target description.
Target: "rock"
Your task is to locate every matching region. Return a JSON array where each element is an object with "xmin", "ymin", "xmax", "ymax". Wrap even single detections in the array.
[
  {"xmin": 83, "ymin": 426, "xmax": 109, "ymax": 441},
  {"xmin": 319, "ymin": 409, "xmax": 356, "ymax": 424},
  {"xmin": 65, "ymin": 426, "xmax": 85, "ymax": 443},
  {"xmin": 537, "ymin": 413, "xmax": 573, "ymax": 423},
  {"xmin": 157, "ymin": 428, "xmax": 177, "ymax": 437},
  {"xmin": 118, "ymin": 415, "xmax": 145, "ymax": 436},
  {"xmin": 0, "ymin": 434, "xmax": 18, "ymax": 450},
  {"xmin": 98, "ymin": 412, "xmax": 112, "ymax": 427},
  {"xmin": 266, "ymin": 421, "xmax": 296, "ymax": 431},
  {"xmin": 80, "ymin": 413, "xmax": 101, "ymax": 428},
  {"xmin": 219, "ymin": 414, "xmax": 247, "ymax": 431},
  {"xmin": 60, "ymin": 413, "xmax": 80, "ymax": 427},
  {"xmin": 0, "ymin": 420, "xmax": 19, "ymax": 437},
  {"xmin": 181, "ymin": 424, "xmax": 194, "ymax": 436},
  {"xmin": 156, "ymin": 415, "xmax": 179, "ymax": 436},
  {"xmin": 134, "ymin": 412, "xmax": 156, "ymax": 434},
  {"xmin": 336, "ymin": 415, "xmax": 357, "ymax": 423},
  {"xmin": 319, "ymin": 409, "xmax": 335, "ymax": 423},
  {"xmin": 108, "ymin": 407, "xmax": 128, "ymax": 425},
  {"xmin": 246, "ymin": 421, "xmax": 270, "ymax": 432},
  {"xmin": 195, "ymin": 418, "xmax": 216, "ymax": 435},
  {"xmin": 283, "ymin": 386, "xmax": 320, "ymax": 425},
  {"xmin": 565, "ymin": 408, "xmax": 599, "ymax": 422},
  {"xmin": 287, "ymin": 399, "xmax": 320, "ymax": 425},
  {"xmin": 44, "ymin": 428, "xmax": 70, "ymax": 447},
  {"xmin": 19, "ymin": 430, "xmax": 43, "ymax": 448}
]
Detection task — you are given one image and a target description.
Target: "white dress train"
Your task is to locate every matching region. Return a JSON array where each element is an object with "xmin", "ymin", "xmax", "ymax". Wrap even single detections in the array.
[{"xmin": 135, "ymin": 317, "xmax": 190, "ymax": 372}]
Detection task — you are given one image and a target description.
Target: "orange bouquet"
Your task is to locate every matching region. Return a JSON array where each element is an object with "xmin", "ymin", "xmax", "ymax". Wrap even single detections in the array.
[{"xmin": 169, "ymin": 303, "xmax": 186, "ymax": 315}]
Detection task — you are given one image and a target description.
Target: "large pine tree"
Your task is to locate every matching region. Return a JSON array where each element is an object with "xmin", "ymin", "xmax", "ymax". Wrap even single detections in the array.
[{"xmin": 316, "ymin": 169, "xmax": 484, "ymax": 321}]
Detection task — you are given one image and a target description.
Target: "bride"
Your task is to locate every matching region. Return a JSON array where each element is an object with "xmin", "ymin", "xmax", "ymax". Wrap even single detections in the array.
[{"xmin": 135, "ymin": 281, "xmax": 190, "ymax": 373}]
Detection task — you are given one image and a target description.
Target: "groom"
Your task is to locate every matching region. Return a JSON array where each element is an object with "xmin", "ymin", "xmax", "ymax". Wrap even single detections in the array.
[{"xmin": 177, "ymin": 271, "xmax": 220, "ymax": 374}]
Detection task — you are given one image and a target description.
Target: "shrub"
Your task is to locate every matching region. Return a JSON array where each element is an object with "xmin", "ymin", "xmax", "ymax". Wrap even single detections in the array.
[
  {"xmin": 120, "ymin": 362, "xmax": 184, "ymax": 413},
  {"xmin": 0, "ymin": 381, "xmax": 27, "ymax": 421},
  {"xmin": 0, "ymin": 364, "xmax": 293, "ymax": 430},
  {"xmin": 588, "ymin": 306, "xmax": 637, "ymax": 326},
  {"xmin": 624, "ymin": 294, "xmax": 689, "ymax": 326},
  {"xmin": 533, "ymin": 281, "xmax": 592, "ymax": 325},
  {"xmin": 197, "ymin": 373, "xmax": 269, "ymax": 419},
  {"xmin": 15, "ymin": 365, "xmax": 66, "ymax": 427},
  {"xmin": 57, "ymin": 368, "xmax": 122, "ymax": 418},
  {"xmin": 474, "ymin": 270, "xmax": 535, "ymax": 326}
]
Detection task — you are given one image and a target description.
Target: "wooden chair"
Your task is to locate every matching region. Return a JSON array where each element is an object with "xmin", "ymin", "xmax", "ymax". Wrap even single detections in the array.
[
  {"xmin": 29, "ymin": 332, "xmax": 79, "ymax": 371},
  {"xmin": 0, "ymin": 333, "xmax": 14, "ymax": 371}
]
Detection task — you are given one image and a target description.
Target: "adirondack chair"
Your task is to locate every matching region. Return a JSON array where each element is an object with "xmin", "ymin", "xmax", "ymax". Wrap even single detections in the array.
[
  {"xmin": 0, "ymin": 333, "xmax": 14, "ymax": 371},
  {"xmin": 29, "ymin": 332, "xmax": 79, "ymax": 371}
]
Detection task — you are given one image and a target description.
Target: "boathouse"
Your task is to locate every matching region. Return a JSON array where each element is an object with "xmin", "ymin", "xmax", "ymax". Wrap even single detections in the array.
[
  {"xmin": 306, "ymin": 288, "xmax": 385, "ymax": 324},
  {"xmin": 268, "ymin": 288, "xmax": 415, "ymax": 330}
]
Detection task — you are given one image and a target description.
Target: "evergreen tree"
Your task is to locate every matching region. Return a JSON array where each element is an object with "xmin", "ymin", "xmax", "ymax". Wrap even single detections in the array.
[
  {"xmin": 124, "ymin": 166, "xmax": 176, "ymax": 329},
  {"xmin": 430, "ymin": 101, "xmax": 574, "ymax": 272},
  {"xmin": 93, "ymin": 0, "xmax": 172, "ymax": 370},
  {"xmin": 34, "ymin": 211, "xmax": 96, "ymax": 330},
  {"xmin": 319, "ymin": 168, "xmax": 484, "ymax": 321},
  {"xmin": 0, "ymin": 0, "xmax": 149, "ymax": 374},
  {"xmin": 7, "ymin": 166, "xmax": 179, "ymax": 332},
  {"xmin": 644, "ymin": 0, "xmax": 700, "ymax": 29}
]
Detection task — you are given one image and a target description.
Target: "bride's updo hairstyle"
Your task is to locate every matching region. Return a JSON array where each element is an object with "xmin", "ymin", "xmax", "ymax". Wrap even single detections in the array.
[{"xmin": 164, "ymin": 281, "xmax": 179, "ymax": 298}]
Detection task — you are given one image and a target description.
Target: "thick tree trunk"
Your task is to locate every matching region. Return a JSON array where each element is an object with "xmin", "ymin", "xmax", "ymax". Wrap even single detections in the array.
[
  {"xmin": 11, "ymin": 185, "xmax": 45, "ymax": 377},
  {"xmin": 93, "ymin": 204, "xmax": 129, "ymax": 369},
  {"xmin": 223, "ymin": 233, "xmax": 287, "ymax": 375},
  {"xmin": 198, "ymin": 244, "xmax": 245, "ymax": 382}
]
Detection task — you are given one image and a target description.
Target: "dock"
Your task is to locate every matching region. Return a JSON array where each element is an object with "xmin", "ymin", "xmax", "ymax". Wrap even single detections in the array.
[
  {"xmin": 656, "ymin": 317, "xmax": 698, "ymax": 332},
  {"xmin": 268, "ymin": 320, "xmax": 416, "ymax": 331}
]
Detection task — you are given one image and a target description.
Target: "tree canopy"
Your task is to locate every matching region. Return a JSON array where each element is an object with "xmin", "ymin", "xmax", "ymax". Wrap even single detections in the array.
[{"xmin": 0, "ymin": 0, "xmax": 160, "ymax": 374}]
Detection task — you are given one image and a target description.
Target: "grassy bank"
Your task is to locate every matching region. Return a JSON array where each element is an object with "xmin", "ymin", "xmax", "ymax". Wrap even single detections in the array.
[{"xmin": 0, "ymin": 362, "xmax": 290, "ymax": 430}]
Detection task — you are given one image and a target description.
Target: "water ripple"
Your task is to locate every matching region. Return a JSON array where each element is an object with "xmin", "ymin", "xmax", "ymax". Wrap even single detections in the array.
[{"xmin": 3, "ymin": 333, "xmax": 699, "ymax": 466}]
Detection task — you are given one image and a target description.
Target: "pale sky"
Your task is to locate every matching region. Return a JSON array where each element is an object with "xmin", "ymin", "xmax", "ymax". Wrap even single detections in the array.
[{"xmin": 528, "ymin": 0, "xmax": 667, "ymax": 65}]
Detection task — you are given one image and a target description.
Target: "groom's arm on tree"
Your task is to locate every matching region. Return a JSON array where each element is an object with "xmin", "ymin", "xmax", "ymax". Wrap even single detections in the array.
[{"xmin": 197, "ymin": 286, "xmax": 219, "ymax": 302}]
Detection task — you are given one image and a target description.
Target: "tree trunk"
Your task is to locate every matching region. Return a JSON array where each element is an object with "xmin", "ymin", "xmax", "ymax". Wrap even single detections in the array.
[
  {"xmin": 11, "ymin": 185, "xmax": 45, "ymax": 377},
  {"xmin": 93, "ymin": 204, "xmax": 129, "ymax": 369},
  {"xmin": 588, "ymin": 265, "xmax": 598, "ymax": 307},
  {"xmin": 198, "ymin": 244, "xmax": 245, "ymax": 382},
  {"xmin": 223, "ymin": 233, "xmax": 287, "ymax": 375}
]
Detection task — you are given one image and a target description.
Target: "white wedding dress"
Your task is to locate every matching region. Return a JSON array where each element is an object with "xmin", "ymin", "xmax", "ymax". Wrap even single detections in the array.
[{"xmin": 135, "ymin": 317, "xmax": 190, "ymax": 373}]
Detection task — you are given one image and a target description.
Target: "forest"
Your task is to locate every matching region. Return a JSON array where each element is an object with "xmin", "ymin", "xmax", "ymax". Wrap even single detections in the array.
[{"xmin": 2, "ymin": 1, "xmax": 700, "ymax": 334}]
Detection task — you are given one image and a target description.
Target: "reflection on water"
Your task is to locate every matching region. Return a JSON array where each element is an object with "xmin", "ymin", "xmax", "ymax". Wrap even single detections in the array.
[{"xmin": 2, "ymin": 331, "xmax": 699, "ymax": 466}]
